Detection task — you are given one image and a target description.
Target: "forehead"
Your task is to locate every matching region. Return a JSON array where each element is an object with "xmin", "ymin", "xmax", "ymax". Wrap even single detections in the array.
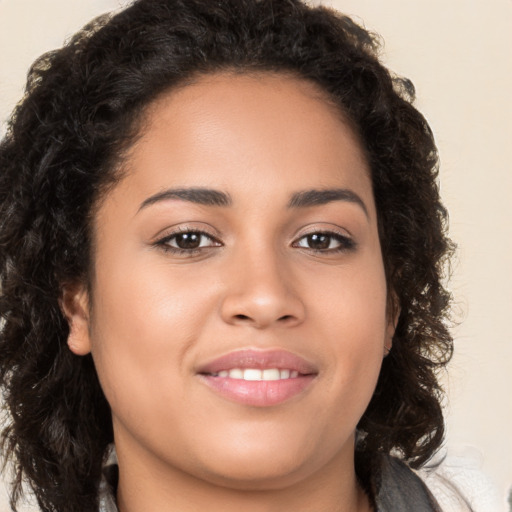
[
  {"xmin": 115, "ymin": 72, "xmax": 373, "ymax": 213},
  {"xmin": 144, "ymin": 71, "xmax": 348, "ymax": 128}
]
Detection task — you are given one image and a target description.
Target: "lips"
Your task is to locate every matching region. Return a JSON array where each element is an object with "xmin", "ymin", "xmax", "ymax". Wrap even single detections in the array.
[
  {"xmin": 197, "ymin": 348, "xmax": 317, "ymax": 375},
  {"xmin": 196, "ymin": 349, "xmax": 317, "ymax": 407}
]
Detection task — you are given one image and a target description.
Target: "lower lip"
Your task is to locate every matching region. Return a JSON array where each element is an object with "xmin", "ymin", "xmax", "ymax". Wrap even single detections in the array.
[{"xmin": 199, "ymin": 375, "xmax": 316, "ymax": 407}]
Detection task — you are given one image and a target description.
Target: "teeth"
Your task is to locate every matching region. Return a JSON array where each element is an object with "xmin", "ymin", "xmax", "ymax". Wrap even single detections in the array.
[
  {"xmin": 262, "ymin": 369, "xmax": 280, "ymax": 380},
  {"xmin": 243, "ymin": 369, "xmax": 262, "ymax": 381},
  {"xmin": 229, "ymin": 368, "xmax": 243, "ymax": 379},
  {"xmin": 213, "ymin": 368, "xmax": 300, "ymax": 380}
]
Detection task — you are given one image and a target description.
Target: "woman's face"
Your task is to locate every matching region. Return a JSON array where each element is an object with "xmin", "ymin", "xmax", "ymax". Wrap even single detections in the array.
[{"xmin": 68, "ymin": 73, "xmax": 394, "ymax": 489}]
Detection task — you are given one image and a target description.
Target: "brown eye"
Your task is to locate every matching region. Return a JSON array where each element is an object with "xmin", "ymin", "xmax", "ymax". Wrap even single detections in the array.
[
  {"xmin": 305, "ymin": 234, "xmax": 330, "ymax": 250},
  {"xmin": 160, "ymin": 231, "xmax": 220, "ymax": 252},
  {"xmin": 294, "ymin": 232, "xmax": 355, "ymax": 252},
  {"xmin": 173, "ymin": 232, "xmax": 202, "ymax": 249}
]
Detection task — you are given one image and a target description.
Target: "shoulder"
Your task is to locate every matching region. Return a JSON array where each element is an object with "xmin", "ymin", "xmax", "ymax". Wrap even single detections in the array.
[
  {"xmin": 373, "ymin": 454, "xmax": 443, "ymax": 512},
  {"xmin": 416, "ymin": 446, "xmax": 502, "ymax": 512}
]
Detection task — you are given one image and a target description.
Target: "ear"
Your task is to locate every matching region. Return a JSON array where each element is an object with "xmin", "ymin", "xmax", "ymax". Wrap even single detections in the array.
[
  {"xmin": 59, "ymin": 283, "xmax": 92, "ymax": 356},
  {"xmin": 384, "ymin": 292, "xmax": 400, "ymax": 357}
]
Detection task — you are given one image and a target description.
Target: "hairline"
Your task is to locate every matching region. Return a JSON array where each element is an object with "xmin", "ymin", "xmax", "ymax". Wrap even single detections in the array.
[{"xmin": 85, "ymin": 67, "xmax": 377, "ymax": 300}]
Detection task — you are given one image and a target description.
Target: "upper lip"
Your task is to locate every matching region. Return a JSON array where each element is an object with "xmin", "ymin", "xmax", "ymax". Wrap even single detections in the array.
[{"xmin": 196, "ymin": 348, "xmax": 318, "ymax": 375}]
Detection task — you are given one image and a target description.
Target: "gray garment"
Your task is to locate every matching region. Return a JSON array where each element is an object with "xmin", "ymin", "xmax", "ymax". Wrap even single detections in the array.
[
  {"xmin": 98, "ymin": 464, "xmax": 118, "ymax": 512},
  {"xmin": 373, "ymin": 455, "xmax": 442, "ymax": 512},
  {"xmin": 98, "ymin": 454, "xmax": 442, "ymax": 512}
]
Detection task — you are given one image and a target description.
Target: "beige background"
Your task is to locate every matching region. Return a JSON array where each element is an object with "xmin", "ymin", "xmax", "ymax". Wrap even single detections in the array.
[{"xmin": 1, "ymin": 0, "xmax": 511, "ymax": 511}]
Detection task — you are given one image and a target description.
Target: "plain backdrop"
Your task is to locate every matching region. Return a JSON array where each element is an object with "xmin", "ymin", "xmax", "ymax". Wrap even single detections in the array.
[{"xmin": 1, "ymin": 1, "xmax": 511, "ymax": 511}]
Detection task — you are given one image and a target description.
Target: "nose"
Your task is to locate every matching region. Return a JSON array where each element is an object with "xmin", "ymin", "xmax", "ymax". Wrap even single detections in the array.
[{"xmin": 220, "ymin": 250, "xmax": 305, "ymax": 329}]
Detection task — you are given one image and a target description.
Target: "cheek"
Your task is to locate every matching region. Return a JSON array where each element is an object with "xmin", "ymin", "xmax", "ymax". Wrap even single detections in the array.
[
  {"xmin": 309, "ymin": 256, "xmax": 388, "ymax": 397},
  {"xmin": 311, "ymin": 252, "xmax": 388, "ymax": 336},
  {"xmin": 87, "ymin": 254, "xmax": 218, "ymax": 418},
  {"xmin": 92, "ymin": 245, "xmax": 216, "ymax": 339}
]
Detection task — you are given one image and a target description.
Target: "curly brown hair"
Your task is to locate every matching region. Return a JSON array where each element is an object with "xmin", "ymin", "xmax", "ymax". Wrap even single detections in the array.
[{"xmin": 0, "ymin": 1, "xmax": 454, "ymax": 511}]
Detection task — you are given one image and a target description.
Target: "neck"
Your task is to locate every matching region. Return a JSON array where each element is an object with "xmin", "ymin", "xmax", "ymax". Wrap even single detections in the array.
[{"xmin": 114, "ymin": 435, "xmax": 372, "ymax": 512}]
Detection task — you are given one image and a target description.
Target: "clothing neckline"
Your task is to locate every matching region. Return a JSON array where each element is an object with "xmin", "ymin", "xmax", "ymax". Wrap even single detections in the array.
[{"xmin": 98, "ymin": 448, "xmax": 442, "ymax": 512}]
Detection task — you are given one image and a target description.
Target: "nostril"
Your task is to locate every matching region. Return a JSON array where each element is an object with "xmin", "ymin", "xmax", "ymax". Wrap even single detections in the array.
[
  {"xmin": 278, "ymin": 315, "xmax": 293, "ymax": 322},
  {"xmin": 234, "ymin": 314, "xmax": 250, "ymax": 321}
]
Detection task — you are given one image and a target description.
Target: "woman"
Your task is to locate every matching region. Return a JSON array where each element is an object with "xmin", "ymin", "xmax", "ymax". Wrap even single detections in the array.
[{"xmin": 0, "ymin": 1, "xmax": 455, "ymax": 511}]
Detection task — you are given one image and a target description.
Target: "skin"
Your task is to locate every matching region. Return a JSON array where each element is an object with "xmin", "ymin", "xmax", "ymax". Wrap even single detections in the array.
[{"xmin": 63, "ymin": 73, "xmax": 395, "ymax": 512}]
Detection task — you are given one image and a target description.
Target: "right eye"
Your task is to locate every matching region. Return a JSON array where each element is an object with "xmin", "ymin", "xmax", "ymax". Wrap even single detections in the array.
[{"xmin": 156, "ymin": 230, "xmax": 222, "ymax": 254}]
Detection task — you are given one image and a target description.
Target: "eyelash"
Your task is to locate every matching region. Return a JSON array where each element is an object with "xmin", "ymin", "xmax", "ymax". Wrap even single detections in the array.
[
  {"xmin": 155, "ymin": 229, "xmax": 356, "ymax": 256},
  {"xmin": 155, "ymin": 228, "xmax": 221, "ymax": 255},
  {"xmin": 292, "ymin": 231, "xmax": 356, "ymax": 253}
]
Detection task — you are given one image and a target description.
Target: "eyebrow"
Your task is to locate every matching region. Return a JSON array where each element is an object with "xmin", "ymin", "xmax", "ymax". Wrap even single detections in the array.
[
  {"xmin": 138, "ymin": 187, "xmax": 232, "ymax": 211},
  {"xmin": 288, "ymin": 188, "xmax": 368, "ymax": 217},
  {"xmin": 138, "ymin": 186, "xmax": 368, "ymax": 217}
]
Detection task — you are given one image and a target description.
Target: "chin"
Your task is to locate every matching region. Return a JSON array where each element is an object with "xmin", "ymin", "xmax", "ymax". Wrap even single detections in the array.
[
  {"xmin": 196, "ymin": 456, "xmax": 315, "ymax": 491},
  {"xmin": 180, "ymin": 430, "xmax": 335, "ymax": 491}
]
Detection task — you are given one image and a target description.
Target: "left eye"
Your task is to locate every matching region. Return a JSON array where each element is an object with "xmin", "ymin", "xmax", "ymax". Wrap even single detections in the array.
[
  {"xmin": 294, "ymin": 232, "xmax": 353, "ymax": 251},
  {"xmin": 162, "ymin": 231, "xmax": 219, "ymax": 250}
]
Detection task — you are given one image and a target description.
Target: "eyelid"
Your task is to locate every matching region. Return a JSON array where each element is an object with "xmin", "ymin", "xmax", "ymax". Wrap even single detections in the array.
[
  {"xmin": 163, "ymin": 231, "xmax": 220, "ymax": 247},
  {"xmin": 151, "ymin": 222, "xmax": 222, "ymax": 242},
  {"xmin": 292, "ymin": 223, "xmax": 353, "ymax": 241},
  {"xmin": 152, "ymin": 223, "xmax": 223, "ymax": 254},
  {"xmin": 293, "ymin": 232, "xmax": 354, "ymax": 248},
  {"xmin": 291, "ymin": 224, "xmax": 357, "ymax": 252}
]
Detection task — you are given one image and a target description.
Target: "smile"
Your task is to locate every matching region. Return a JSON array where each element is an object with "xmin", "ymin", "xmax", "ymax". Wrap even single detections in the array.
[
  {"xmin": 197, "ymin": 349, "xmax": 317, "ymax": 406},
  {"xmin": 209, "ymin": 368, "xmax": 300, "ymax": 380}
]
